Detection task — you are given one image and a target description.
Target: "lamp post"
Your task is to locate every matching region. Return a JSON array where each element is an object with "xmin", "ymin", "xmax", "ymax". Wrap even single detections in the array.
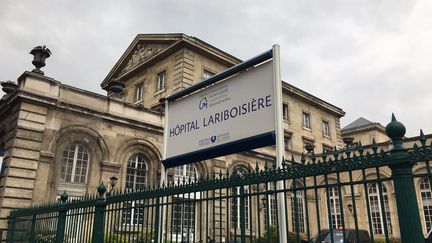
[
  {"xmin": 29, "ymin": 45, "xmax": 51, "ymax": 75},
  {"xmin": 107, "ymin": 175, "xmax": 118, "ymax": 196}
]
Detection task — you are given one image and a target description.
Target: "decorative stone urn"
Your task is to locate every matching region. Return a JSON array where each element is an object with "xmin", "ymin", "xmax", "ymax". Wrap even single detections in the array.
[
  {"xmin": 1, "ymin": 81, "xmax": 19, "ymax": 94},
  {"xmin": 108, "ymin": 80, "xmax": 125, "ymax": 94},
  {"xmin": 29, "ymin": 45, "xmax": 51, "ymax": 75}
]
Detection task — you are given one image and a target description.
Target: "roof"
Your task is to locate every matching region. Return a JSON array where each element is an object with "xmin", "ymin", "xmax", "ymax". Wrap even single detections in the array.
[
  {"xmin": 342, "ymin": 117, "xmax": 374, "ymax": 131},
  {"xmin": 101, "ymin": 33, "xmax": 345, "ymax": 117},
  {"xmin": 100, "ymin": 33, "xmax": 241, "ymax": 89}
]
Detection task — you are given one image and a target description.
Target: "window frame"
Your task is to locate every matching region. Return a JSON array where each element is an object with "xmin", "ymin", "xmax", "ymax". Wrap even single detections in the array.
[
  {"xmin": 135, "ymin": 83, "xmax": 144, "ymax": 102},
  {"xmin": 303, "ymin": 112, "xmax": 311, "ymax": 129},
  {"xmin": 283, "ymin": 103, "xmax": 289, "ymax": 121},
  {"xmin": 230, "ymin": 186, "xmax": 250, "ymax": 230},
  {"xmin": 291, "ymin": 181, "xmax": 306, "ymax": 234},
  {"xmin": 328, "ymin": 186, "xmax": 342, "ymax": 229},
  {"xmin": 368, "ymin": 183, "xmax": 392, "ymax": 235},
  {"xmin": 0, "ymin": 145, "xmax": 4, "ymax": 177},
  {"xmin": 202, "ymin": 69, "xmax": 215, "ymax": 80},
  {"xmin": 322, "ymin": 120, "xmax": 330, "ymax": 137},
  {"xmin": 171, "ymin": 164, "xmax": 199, "ymax": 237},
  {"xmin": 284, "ymin": 136, "xmax": 291, "ymax": 151},
  {"xmin": 420, "ymin": 177, "xmax": 432, "ymax": 233},
  {"xmin": 156, "ymin": 70, "xmax": 166, "ymax": 91},
  {"xmin": 59, "ymin": 144, "xmax": 90, "ymax": 184}
]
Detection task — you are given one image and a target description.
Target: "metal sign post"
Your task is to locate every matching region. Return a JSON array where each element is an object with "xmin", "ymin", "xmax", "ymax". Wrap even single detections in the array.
[
  {"xmin": 273, "ymin": 44, "xmax": 288, "ymax": 243},
  {"xmin": 158, "ymin": 100, "xmax": 169, "ymax": 243}
]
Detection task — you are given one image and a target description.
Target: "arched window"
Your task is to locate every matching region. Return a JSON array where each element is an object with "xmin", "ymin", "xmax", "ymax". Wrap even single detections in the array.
[
  {"xmin": 230, "ymin": 166, "xmax": 250, "ymax": 231},
  {"xmin": 60, "ymin": 144, "xmax": 89, "ymax": 183},
  {"xmin": 368, "ymin": 183, "xmax": 392, "ymax": 235},
  {"xmin": 174, "ymin": 164, "xmax": 197, "ymax": 184},
  {"xmin": 122, "ymin": 154, "xmax": 148, "ymax": 225},
  {"xmin": 291, "ymin": 181, "xmax": 305, "ymax": 234},
  {"xmin": 125, "ymin": 154, "xmax": 147, "ymax": 191},
  {"xmin": 420, "ymin": 178, "xmax": 432, "ymax": 233},
  {"xmin": 328, "ymin": 186, "xmax": 342, "ymax": 229},
  {"xmin": 172, "ymin": 164, "xmax": 198, "ymax": 238}
]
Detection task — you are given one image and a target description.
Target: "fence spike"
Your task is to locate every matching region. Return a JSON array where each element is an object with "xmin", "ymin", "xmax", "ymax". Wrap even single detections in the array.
[
  {"xmin": 255, "ymin": 161, "xmax": 260, "ymax": 173},
  {"xmin": 291, "ymin": 154, "xmax": 296, "ymax": 165},
  {"xmin": 322, "ymin": 150, "xmax": 327, "ymax": 162},
  {"xmin": 333, "ymin": 146, "xmax": 339, "ymax": 159},
  {"xmin": 346, "ymin": 144, "xmax": 351, "ymax": 158},
  {"xmin": 420, "ymin": 129, "xmax": 426, "ymax": 147},
  {"xmin": 301, "ymin": 153, "xmax": 305, "ymax": 164},
  {"xmin": 372, "ymin": 138, "xmax": 378, "ymax": 153},
  {"xmin": 358, "ymin": 141, "xmax": 364, "ymax": 155},
  {"xmin": 264, "ymin": 160, "xmax": 269, "ymax": 171}
]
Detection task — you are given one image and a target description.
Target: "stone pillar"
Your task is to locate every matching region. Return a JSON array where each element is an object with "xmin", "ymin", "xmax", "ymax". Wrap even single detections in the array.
[{"xmin": 0, "ymin": 102, "xmax": 47, "ymax": 242}]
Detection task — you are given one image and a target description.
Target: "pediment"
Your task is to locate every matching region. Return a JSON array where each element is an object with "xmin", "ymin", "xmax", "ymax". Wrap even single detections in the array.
[
  {"xmin": 120, "ymin": 43, "xmax": 169, "ymax": 74},
  {"xmin": 101, "ymin": 33, "xmax": 241, "ymax": 89}
]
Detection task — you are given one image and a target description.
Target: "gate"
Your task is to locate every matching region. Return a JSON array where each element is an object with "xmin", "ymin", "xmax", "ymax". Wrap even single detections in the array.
[{"xmin": 7, "ymin": 116, "xmax": 432, "ymax": 242}]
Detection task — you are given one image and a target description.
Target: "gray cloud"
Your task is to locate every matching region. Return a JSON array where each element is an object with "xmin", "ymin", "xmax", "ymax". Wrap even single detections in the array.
[{"xmin": 0, "ymin": 0, "xmax": 430, "ymax": 136}]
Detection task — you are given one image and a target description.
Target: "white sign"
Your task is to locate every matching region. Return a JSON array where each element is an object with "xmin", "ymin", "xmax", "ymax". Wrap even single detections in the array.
[{"xmin": 165, "ymin": 60, "xmax": 275, "ymax": 165}]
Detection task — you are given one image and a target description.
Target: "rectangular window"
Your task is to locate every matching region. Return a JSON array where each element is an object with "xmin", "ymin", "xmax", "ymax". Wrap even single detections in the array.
[
  {"xmin": 157, "ymin": 71, "xmax": 166, "ymax": 91},
  {"xmin": 172, "ymin": 198, "xmax": 195, "ymax": 234},
  {"xmin": 303, "ymin": 112, "xmax": 311, "ymax": 129},
  {"xmin": 0, "ymin": 148, "xmax": 4, "ymax": 177},
  {"xmin": 203, "ymin": 69, "xmax": 215, "ymax": 79},
  {"xmin": 323, "ymin": 145, "xmax": 333, "ymax": 154},
  {"xmin": 264, "ymin": 190, "xmax": 277, "ymax": 229},
  {"xmin": 284, "ymin": 136, "xmax": 291, "ymax": 150},
  {"xmin": 322, "ymin": 120, "xmax": 330, "ymax": 136},
  {"xmin": 283, "ymin": 103, "xmax": 289, "ymax": 120},
  {"xmin": 231, "ymin": 187, "xmax": 250, "ymax": 230},
  {"xmin": 135, "ymin": 83, "xmax": 143, "ymax": 101}
]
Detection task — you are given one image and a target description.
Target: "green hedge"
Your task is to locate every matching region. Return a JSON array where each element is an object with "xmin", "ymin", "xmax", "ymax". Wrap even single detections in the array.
[
  {"xmin": 374, "ymin": 237, "xmax": 401, "ymax": 243},
  {"xmin": 104, "ymin": 232, "xmax": 128, "ymax": 243},
  {"xmin": 254, "ymin": 225, "xmax": 299, "ymax": 243}
]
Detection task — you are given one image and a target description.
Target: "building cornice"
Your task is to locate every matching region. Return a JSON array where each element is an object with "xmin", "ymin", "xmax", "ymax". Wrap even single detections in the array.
[
  {"xmin": 282, "ymin": 82, "xmax": 345, "ymax": 117},
  {"xmin": 12, "ymin": 71, "xmax": 164, "ymax": 134},
  {"xmin": 341, "ymin": 123, "xmax": 386, "ymax": 136}
]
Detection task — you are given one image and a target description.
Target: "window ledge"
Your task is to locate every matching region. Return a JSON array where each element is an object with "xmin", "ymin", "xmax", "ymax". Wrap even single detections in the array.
[
  {"xmin": 154, "ymin": 88, "xmax": 166, "ymax": 96},
  {"xmin": 302, "ymin": 127, "xmax": 312, "ymax": 131}
]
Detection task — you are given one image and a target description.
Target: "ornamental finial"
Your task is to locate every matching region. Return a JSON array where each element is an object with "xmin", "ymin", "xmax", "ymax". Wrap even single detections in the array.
[{"xmin": 385, "ymin": 113, "xmax": 406, "ymax": 141}]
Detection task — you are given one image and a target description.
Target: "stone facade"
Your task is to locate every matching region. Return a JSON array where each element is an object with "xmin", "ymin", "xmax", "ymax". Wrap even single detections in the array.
[
  {"xmin": 0, "ymin": 33, "xmax": 376, "ymax": 242},
  {"xmin": 341, "ymin": 117, "xmax": 390, "ymax": 145}
]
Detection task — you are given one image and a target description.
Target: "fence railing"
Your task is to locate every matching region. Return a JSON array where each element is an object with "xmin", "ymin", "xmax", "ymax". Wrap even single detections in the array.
[{"xmin": 7, "ymin": 116, "xmax": 432, "ymax": 243}]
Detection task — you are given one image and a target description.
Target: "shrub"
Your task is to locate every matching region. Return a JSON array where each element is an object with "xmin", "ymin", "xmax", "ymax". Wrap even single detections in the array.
[
  {"xmin": 137, "ymin": 229, "xmax": 155, "ymax": 243},
  {"xmin": 255, "ymin": 225, "xmax": 299, "ymax": 243},
  {"xmin": 104, "ymin": 232, "xmax": 128, "ymax": 243},
  {"xmin": 33, "ymin": 230, "xmax": 56, "ymax": 243},
  {"xmin": 374, "ymin": 237, "xmax": 401, "ymax": 243}
]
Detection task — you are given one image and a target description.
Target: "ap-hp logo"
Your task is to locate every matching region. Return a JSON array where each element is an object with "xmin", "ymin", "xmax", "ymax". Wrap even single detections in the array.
[{"xmin": 199, "ymin": 97, "xmax": 208, "ymax": 110}]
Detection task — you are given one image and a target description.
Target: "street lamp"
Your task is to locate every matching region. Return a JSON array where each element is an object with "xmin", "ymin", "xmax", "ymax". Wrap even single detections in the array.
[{"xmin": 107, "ymin": 175, "xmax": 118, "ymax": 196}]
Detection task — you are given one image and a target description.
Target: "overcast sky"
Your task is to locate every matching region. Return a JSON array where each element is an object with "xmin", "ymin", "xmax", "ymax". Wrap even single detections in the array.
[{"xmin": 0, "ymin": 0, "xmax": 430, "ymax": 137}]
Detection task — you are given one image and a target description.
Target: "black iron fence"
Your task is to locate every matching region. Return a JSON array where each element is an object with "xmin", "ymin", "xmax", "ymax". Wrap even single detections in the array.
[{"xmin": 7, "ymin": 117, "xmax": 432, "ymax": 243}]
